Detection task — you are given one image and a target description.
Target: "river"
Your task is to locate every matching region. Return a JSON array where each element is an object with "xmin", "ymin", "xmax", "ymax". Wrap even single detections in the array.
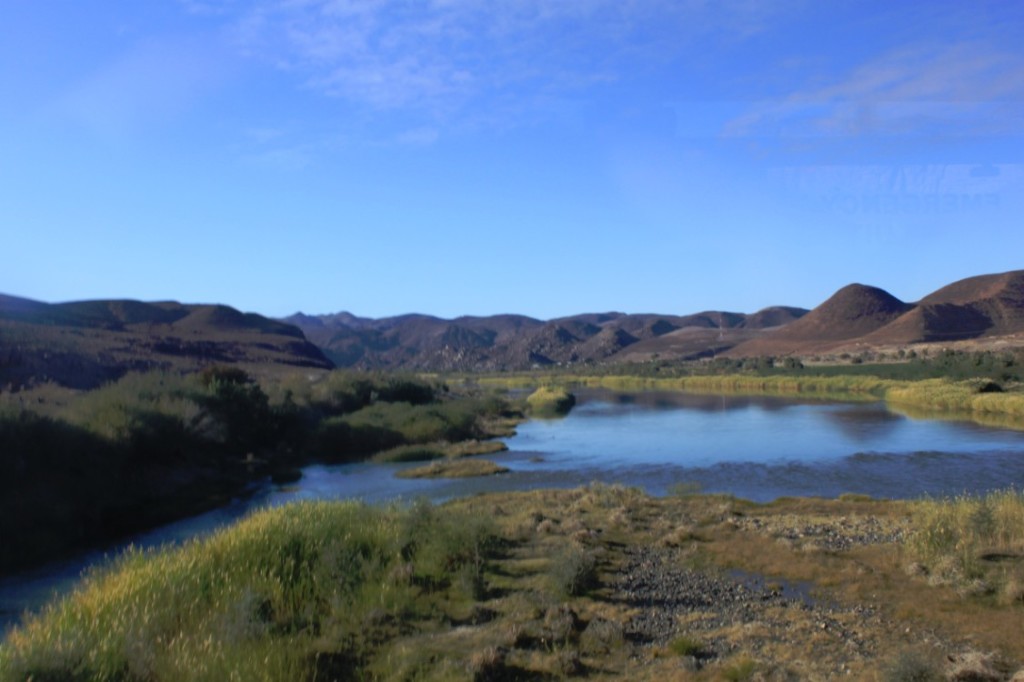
[{"xmin": 3, "ymin": 388, "xmax": 1024, "ymax": 631}]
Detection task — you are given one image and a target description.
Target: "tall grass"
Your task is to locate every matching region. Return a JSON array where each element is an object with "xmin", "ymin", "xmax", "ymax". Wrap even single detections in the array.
[
  {"xmin": 0, "ymin": 500, "xmax": 496, "ymax": 681},
  {"xmin": 887, "ymin": 379, "xmax": 1024, "ymax": 417},
  {"xmin": 482, "ymin": 372, "xmax": 898, "ymax": 397},
  {"xmin": 907, "ymin": 489, "xmax": 1024, "ymax": 589}
]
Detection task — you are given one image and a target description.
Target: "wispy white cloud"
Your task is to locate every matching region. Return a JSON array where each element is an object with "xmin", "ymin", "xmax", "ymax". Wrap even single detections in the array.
[
  {"xmin": 218, "ymin": 0, "xmax": 787, "ymax": 119},
  {"xmin": 725, "ymin": 42, "xmax": 1024, "ymax": 139}
]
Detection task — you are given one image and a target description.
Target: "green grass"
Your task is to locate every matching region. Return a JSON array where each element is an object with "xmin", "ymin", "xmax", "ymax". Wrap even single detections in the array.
[
  {"xmin": 0, "ymin": 500, "xmax": 496, "ymax": 682},
  {"xmin": 481, "ymin": 371, "xmax": 900, "ymax": 398}
]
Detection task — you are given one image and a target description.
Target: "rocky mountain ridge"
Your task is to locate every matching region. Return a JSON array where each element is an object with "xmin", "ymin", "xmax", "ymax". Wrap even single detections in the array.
[
  {"xmin": 282, "ymin": 307, "xmax": 809, "ymax": 371},
  {"xmin": 3, "ymin": 269, "xmax": 1024, "ymax": 388}
]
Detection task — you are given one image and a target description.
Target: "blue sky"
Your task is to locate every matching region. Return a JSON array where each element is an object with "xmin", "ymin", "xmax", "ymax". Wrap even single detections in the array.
[{"xmin": 2, "ymin": 1, "xmax": 1022, "ymax": 320}]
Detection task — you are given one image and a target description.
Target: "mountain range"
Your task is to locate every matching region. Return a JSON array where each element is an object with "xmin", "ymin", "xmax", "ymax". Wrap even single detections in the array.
[
  {"xmin": 2, "ymin": 270, "xmax": 1023, "ymax": 389},
  {"xmin": 281, "ymin": 307, "xmax": 809, "ymax": 371}
]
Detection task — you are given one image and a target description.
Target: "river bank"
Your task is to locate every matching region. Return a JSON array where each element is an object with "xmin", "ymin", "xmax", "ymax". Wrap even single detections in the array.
[{"xmin": 4, "ymin": 486, "xmax": 1023, "ymax": 680}]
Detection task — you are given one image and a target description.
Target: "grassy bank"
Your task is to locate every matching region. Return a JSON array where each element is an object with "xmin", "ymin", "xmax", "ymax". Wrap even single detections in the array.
[
  {"xmin": 886, "ymin": 378, "xmax": 1024, "ymax": 418},
  {"xmin": 5, "ymin": 487, "xmax": 1024, "ymax": 680},
  {"xmin": 0, "ymin": 370, "xmax": 520, "ymax": 573},
  {"xmin": 478, "ymin": 372, "xmax": 1024, "ymax": 427},
  {"xmin": 477, "ymin": 372, "xmax": 897, "ymax": 397}
]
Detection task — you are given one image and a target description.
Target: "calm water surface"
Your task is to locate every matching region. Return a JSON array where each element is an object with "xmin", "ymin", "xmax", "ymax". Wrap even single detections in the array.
[{"xmin": 4, "ymin": 389, "xmax": 1024, "ymax": 630}]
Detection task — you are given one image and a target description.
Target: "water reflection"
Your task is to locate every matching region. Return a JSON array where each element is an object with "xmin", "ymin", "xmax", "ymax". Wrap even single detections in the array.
[
  {"xmin": 580, "ymin": 389, "xmax": 808, "ymax": 414},
  {"xmin": 820, "ymin": 405, "xmax": 904, "ymax": 443}
]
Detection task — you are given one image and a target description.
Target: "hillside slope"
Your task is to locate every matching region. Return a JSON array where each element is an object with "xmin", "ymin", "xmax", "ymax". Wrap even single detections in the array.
[
  {"xmin": 729, "ymin": 270, "xmax": 1024, "ymax": 357},
  {"xmin": 0, "ymin": 297, "xmax": 332, "ymax": 389}
]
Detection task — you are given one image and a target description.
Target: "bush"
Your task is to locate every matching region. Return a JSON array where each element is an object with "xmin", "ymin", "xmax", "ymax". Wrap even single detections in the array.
[
  {"xmin": 669, "ymin": 635, "xmax": 704, "ymax": 657},
  {"xmin": 342, "ymin": 400, "xmax": 485, "ymax": 446},
  {"xmin": 550, "ymin": 544, "xmax": 598, "ymax": 597},
  {"xmin": 579, "ymin": 617, "xmax": 624, "ymax": 655},
  {"xmin": 880, "ymin": 650, "xmax": 942, "ymax": 682},
  {"xmin": 525, "ymin": 387, "xmax": 576, "ymax": 417}
]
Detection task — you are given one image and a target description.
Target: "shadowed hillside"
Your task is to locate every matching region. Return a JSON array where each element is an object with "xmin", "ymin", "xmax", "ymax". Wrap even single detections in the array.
[{"xmin": 0, "ymin": 297, "xmax": 332, "ymax": 390}]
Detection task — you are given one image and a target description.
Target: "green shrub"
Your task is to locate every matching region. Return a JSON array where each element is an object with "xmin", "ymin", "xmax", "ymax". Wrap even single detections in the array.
[
  {"xmin": 550, "ymin": 544, "xmax": 598, "ymax": 597},
  {"xmin": 342, "ymin": 400, "xmax": 485, "ymax": 446},
  {"xmin": 721, "ymin": 655, "xmax": 758, "ymax": 681},
  {"xmin": 526, "ymin": 387, "xmax": 576, "ymax": 417},
  {"xmin": 579, "ymin": 618, "xmax": 624, "ymax": 655},
  {"xmin": 880, "ymin": 649, "xmax": 942, "ymax": 682},
  {"xmin": 668, "ymin": 635, "xmax": 704, "ymax": 656}
]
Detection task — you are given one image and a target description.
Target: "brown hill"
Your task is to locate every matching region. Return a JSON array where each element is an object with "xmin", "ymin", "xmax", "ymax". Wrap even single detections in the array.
[
  {"xmin": 0, "ymin": 297, "xmax": 332, "ymax": 389},
  {"xmin": 728, "ymin": 285, "xmax": 912, "ymax": 356},
  {"xmin": 729, "ymin": 270, "xmax": 1024, "ymax": 357},
  {"xmin": 860, "ymin": 270, "xmax": 1024, "ymax": 345}
]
